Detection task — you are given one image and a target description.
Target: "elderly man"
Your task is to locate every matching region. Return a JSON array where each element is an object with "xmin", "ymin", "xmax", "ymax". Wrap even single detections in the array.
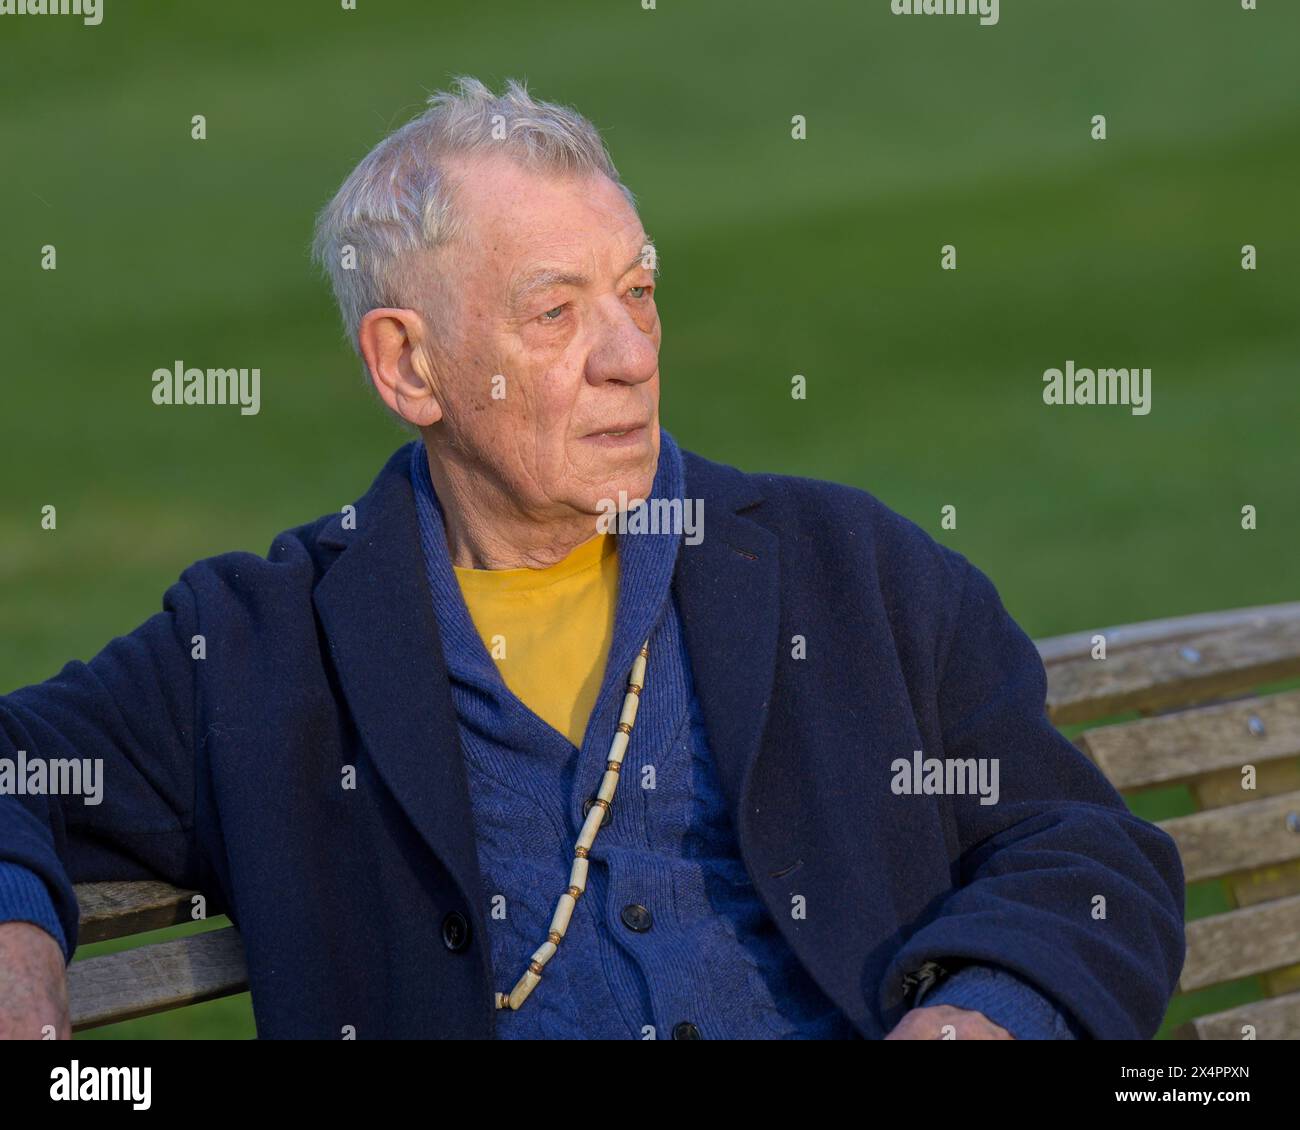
[{"xmin": 0, "ymin": 77, "xmax": 1183, "ymax": 1040}]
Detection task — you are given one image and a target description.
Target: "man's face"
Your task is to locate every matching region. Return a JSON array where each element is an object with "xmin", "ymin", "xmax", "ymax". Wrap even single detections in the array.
[{"xmin": 420, "ymin": 151, "xmax": 661, "ymax": 519}]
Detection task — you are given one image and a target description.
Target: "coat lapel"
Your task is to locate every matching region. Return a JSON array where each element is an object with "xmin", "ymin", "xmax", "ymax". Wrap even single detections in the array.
[
  {"xmin": 672, "ymin": 451, "xmax": 781, "ymax": 834},
  {"xmin": 311, "ymin": 446, "xmax": 489, "ymax": 930}
]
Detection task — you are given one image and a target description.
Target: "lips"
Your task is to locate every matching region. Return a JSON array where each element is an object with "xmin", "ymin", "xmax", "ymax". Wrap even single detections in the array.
[
  {"xmin": 580, "ymin": 422, "xmax": 652, "ymax": 449},
  {"xmin": 583, "ymin": 422, "xmax": 647, "ymax": 438}
]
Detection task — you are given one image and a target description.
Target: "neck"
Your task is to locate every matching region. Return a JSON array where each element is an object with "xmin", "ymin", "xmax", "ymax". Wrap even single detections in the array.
[{"xmin": 422, "ymin": 441, "xmax": 601, "ymax": 570}]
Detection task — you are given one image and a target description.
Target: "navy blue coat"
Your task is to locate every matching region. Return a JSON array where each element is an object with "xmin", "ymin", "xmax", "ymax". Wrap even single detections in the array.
[{"xmin": 0, "ymin": 442, "xmax": 1185, "ymax": 1038}]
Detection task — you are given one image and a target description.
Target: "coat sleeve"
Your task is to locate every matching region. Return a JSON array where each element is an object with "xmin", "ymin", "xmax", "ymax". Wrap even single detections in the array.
[
  {"xmin": 0, "ymin": 577, "xmax": 203, "ymax": 964},
  {"xmin": 879, "ymin": 555, "xmax": 1187, "ymax": 1038},
  {"xmin": 917, "ymin": 962, "xmax": 1084, "ymax": 1039},
  {"xmin": 0, "ymin": 861, "xmax": 70, "ymax": 957}
]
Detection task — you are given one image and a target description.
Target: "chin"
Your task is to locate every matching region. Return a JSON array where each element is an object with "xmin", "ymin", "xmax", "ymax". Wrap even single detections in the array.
[
  {"xmin": 574, "ymin": 469, "xmax": 655, "ymax": 517},
  {"xmin": 571, "ymin": 429, "xmax": 660, "ymax": 511}
]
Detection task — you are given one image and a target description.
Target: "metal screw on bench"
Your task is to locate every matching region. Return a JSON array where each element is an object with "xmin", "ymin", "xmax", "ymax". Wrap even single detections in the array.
[
  {"xmin": 1286, "ymin": 812, "xmax": 1300, "ymax": 836},
  {"xmin": 1179, "ymin": 646, "xmax": 1201, "ymax": 664},
  {"xmin": 1247, "ymin": 714, "xmax": 1266, "ymax": 737},
  {"xmin": 494, "ymin": 638, "xmax": 651, "ymax": 1013}
]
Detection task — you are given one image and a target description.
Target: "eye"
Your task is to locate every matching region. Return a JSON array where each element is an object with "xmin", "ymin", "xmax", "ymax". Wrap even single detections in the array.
[
  {"xmin": 628, "ymin": 285, "xmax": 650, "ymax": 300},
  {"xmin": 539, "ymin": 304, "xmax": 567, "ymax": 323}
]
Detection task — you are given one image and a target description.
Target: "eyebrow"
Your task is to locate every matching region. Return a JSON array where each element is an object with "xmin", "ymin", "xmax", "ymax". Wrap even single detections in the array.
[{"xmin": 509, "ymin": 242, "xmax": 659, "ymax": 310}]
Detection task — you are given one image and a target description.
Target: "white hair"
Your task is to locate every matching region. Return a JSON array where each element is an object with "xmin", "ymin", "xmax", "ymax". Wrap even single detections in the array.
[{"xmin": 311, "ymin": 75, "xmax": 638, "ymax": 356}]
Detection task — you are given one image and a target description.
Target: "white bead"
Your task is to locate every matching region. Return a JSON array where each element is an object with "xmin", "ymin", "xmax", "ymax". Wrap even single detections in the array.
[
  {"xmin": 608, "ymin": 729, "xmax": 630, "ymax": 762},
  {"xmin": 619, "ymin": 694, "xmax": 641, "ymax": 728},
  {"xmin": 597, "ymin": 771, "xmax": 619, "ymax": 804},
  {"xmin": 550, "ymin": 893, "xmax": 576, "ymax": 937},
  {"xmin": 576, "ymin": 805, "xmax": 604, "ymax": 852},
  {"xmin": 569, "ymin": 856, "xmax": 589, "ymax": 891},
  {"xmin": 508, "ymin": 969, "xmax": 542, "ymax": 1010}
]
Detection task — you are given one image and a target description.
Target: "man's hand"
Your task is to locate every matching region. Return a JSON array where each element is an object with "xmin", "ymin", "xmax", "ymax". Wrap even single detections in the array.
[
  {"xmin": 885, "ymin": 1004, "xmax": 1014, "ymax": 1040},
  {"xmin": 0, "ymin": 922, "xmax": 71, "ymax": 1040}
]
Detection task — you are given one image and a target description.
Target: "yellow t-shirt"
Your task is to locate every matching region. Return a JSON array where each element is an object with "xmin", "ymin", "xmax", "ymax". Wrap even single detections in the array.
[{"xmin": 453, "ymin": 532, "xmax": 619, "ymax": 748}]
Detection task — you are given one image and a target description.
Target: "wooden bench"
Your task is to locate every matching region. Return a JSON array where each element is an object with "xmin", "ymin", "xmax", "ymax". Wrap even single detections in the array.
[
  {"xmin": 1041, "ymin": 601, "xmax": 1300, "ymax": 1040},
  {"xmin": 68, "ymin": 882, "xmax": 247, "ymax": 1031},
  {"xmin": 67, "ymin": 601, "xmax": 1300, "ymax": 1037}
]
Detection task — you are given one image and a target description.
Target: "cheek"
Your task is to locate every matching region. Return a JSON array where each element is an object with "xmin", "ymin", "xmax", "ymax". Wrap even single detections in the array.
[
  {"xmin": 490, "ymin": 368, "xmax": 575, "ymax": 473},
  {"xmin": 521, "ymin": 367, "xmax": 578, "ymax": 434}
]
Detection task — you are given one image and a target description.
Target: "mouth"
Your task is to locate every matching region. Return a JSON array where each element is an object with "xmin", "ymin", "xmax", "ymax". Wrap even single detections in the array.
[{"xmin": 582, "ymin": 423, "xmax": 651, "ymax": 447}]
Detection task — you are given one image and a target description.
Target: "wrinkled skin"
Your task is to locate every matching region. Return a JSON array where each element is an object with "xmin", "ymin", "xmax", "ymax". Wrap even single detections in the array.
[{"xmin": 0, "ymin": 922, "xmax": 70, "ymax": 1040}]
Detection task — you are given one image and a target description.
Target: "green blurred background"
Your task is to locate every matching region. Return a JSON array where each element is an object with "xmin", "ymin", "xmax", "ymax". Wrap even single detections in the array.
[{"xmin": 2, "ymin": 0, "xmax": 1297, "ymax": 1038}]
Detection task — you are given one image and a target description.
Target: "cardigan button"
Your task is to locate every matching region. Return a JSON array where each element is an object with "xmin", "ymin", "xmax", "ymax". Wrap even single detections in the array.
[
  {"xmin": 672, "ymin": 1021, "xmax": 701, "ymax": 1040},
  {"xmin": 620, "ymin": 903, "xmax": 653, "ymax": 932},
  {"xmin": 441, "ymin": 911, "xmax": 471, "ymax": 952},
  {"xmin": 583, "ymin": 796, "xmax": 613, "ymax": 827}
]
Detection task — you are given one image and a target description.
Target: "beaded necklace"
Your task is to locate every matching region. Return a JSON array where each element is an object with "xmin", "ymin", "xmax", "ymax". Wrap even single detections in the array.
[{"xmin": 494, "ymin": 638, "xmax": 650, "ymax": 1011}]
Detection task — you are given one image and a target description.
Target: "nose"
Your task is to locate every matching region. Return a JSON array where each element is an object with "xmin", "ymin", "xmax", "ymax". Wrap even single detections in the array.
[{"xmin": 583, "ymin": 296, "xmax": 658, "ymax": 388}]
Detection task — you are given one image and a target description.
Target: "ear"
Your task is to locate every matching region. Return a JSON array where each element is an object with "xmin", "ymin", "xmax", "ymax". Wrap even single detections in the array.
[{"xmin": 357, "ymin": 308, "xmax": 444, "ymax": 427}]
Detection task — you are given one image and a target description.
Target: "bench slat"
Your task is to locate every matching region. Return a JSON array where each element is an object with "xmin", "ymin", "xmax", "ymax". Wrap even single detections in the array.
[
  {"xmin": 1046, "ymin": 618, "xmax": 1300, "ymax": 726},
  {"xmin": 1191, "ymin": 761, "xmax": 1300, "ymax": 811},
  {"xmin": 68, "ymin": 927, "xmax": 249, "ymax": 1031},
  {"xmin": 1078, "ymin": 690, "xmax": 1300, "ymax": 791},
  {"xmin": 1180, "ymin": 894, "xmax": 1300, "ymax": 993},
  {"xmin": 1160, "ymin": 790, "xmax": 1300, "ymax": 884},
  {"xmin": 1173, "ymin": 989, "xmax": 1300, "ymax": 1040},
  {"xmin": 74, "ymin": 881, "xmax": 199, "ymax": 945},
  {"xmin": 1036, "ymin": 603, "xmax": 1300, "ymax": 667}
]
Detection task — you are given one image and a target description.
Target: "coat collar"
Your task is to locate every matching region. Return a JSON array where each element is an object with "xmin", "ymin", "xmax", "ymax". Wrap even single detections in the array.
[
  {"xmin": 311, "ymin": 443, "xmax": 491, "ymax": 947},
  {"xmin": 309, "ymin": 439, "xmax": 781, "ymax": 923}
]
